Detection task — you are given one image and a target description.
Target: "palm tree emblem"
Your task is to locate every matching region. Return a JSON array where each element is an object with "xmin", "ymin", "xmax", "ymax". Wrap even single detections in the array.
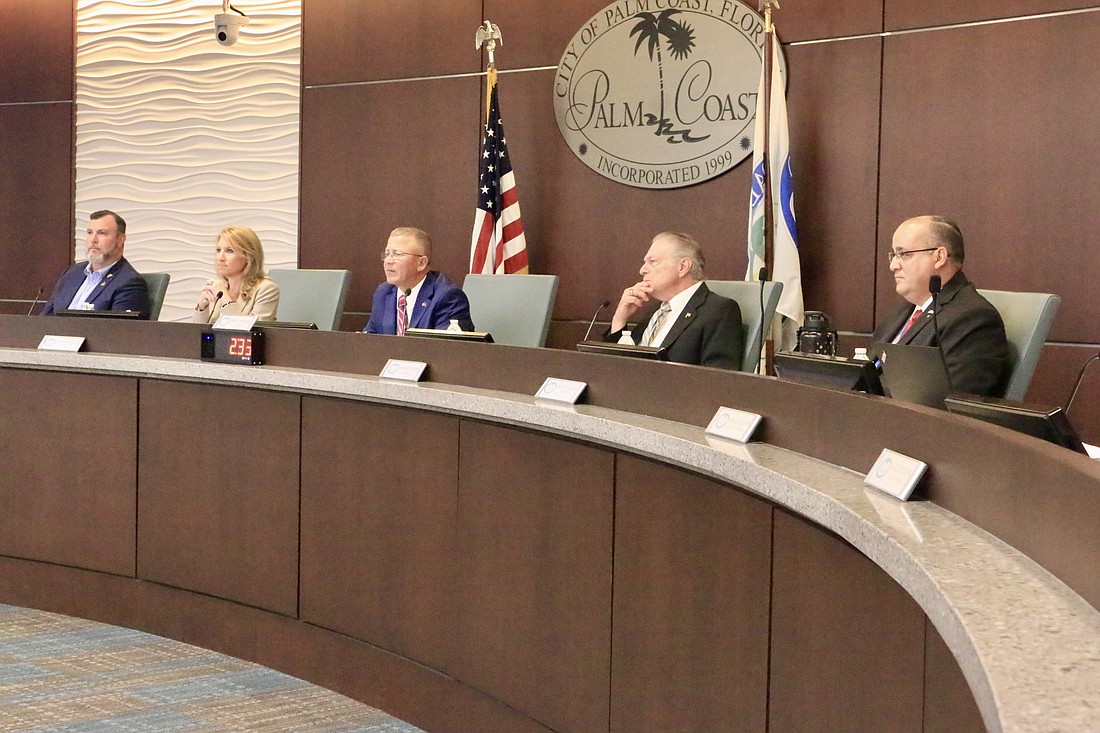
[{"xmin": 630, "ymin": 10, "xmax": 708, "ymax": 144}]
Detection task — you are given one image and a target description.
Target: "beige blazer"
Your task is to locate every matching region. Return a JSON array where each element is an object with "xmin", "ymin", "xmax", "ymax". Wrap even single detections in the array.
[{"xmin": 193, "ymin": 276, "xmax": 280, "ymax": 324}]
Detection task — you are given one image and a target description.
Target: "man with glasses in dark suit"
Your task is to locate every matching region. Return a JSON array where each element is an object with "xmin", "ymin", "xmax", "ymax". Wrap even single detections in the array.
[{"xmin": 870, "ymin": 215, "xmax": 1008, "ymax": 396}]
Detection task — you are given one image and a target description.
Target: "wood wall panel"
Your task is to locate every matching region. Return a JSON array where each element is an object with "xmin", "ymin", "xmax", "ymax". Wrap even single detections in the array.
[
  {"xmin": 786, "ymin": 38, "xmax": 882, "ymax": 332},
  {"xmin": 611, "ymin": 456, "xmax": 771, "ymax": 733},
  {"xmin": 0, "ymin": 0, "xmax": 72, "ymax": 102},
  {"xmin": 455, "ymin": 422, "xmax": 614, "ymax": 733},
  {"xmin": 877, "ymin": 13, "xmax": 1100, "ymax": 343},
  {"xmin": 886, "ymin": 1, "xmax": 1100, "ymax": 31},
  {"xmin": 769, "ymin": 510, "xmax": 926, "ymax": 733},
  {"xmin": 779, "ymin": 0, "xmax": 884, "ymax": 41},
  {"xmin": 300, "ymin": 398, "xmax": 458, "ymax": 671},
  {"xmin": 0, "ymin": 103, "xmax": 73, "ymax": 306},
  {"xmin": 302, "ymin": 0, "xmax": 481, "ymax": 84},
  {"xmin": 0, "ymin": 370, "xmax": 135, "ymax": 576},
  {"xmin": 299, "ymin": 77, "xmax": 481, "ymax": 319},
  {"xmin": 137, "ymin": 381, "xmax": 300, "ymax": 616},
  {"xmin": 484, "ymin": 0, "xmax": 608, "ymax": 70},
  {"xmin": 488, "ymin": 0, "xmax": 886, "ymax": 60}
]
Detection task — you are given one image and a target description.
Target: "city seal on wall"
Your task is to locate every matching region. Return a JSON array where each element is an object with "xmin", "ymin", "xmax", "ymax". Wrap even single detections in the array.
[{"xmin": 554, "ymin": 0, "xmax": 784, "ymax": 190}]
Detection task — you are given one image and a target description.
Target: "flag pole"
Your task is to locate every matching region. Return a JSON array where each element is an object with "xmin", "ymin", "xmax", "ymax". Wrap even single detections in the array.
[
  {"xmin": 471, "ymin": 21, "xmax": 530, "ymax": 275},
  {"xmin": 757, "ymin": 0, "xmax": 779, "ymax": 281}
]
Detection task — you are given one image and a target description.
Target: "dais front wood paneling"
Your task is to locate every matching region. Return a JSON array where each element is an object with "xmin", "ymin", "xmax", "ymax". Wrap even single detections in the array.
[
  {"xmin": 137, "ymin": 381, "xmax": 300, "ymax": 616},
  {"xmin": 0, "ymin": 370, "xmax": 135, "ymax": 576},
  {"xmin": 612, "ymin": 456, "xmax": 772, "ymax": 732},
  {"xmin": 455, "ymin": 421, "xmax": 614, "ymax": 733},
  {"xmin": 769, "ymin": 510, "xmax": 926, "ymax": 732},
  {"xmin": 300, "ymin": 398, "xmax": 459, "ymax": 672}
]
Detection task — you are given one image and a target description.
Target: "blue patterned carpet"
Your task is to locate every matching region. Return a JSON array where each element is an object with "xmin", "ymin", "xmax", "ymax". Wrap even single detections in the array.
[{"xmin": 0, "ymin": 605, "xmax": 425, "ymax": 732}]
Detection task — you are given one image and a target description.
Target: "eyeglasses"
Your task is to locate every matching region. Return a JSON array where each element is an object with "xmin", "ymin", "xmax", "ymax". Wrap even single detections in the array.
[
  {"xmin": 886, "ymin": 247, "xmax": 940, "ymax": 263},
  {"xmin": 381, "ymin": 250, "xmax": 426, "ymax": 261}
]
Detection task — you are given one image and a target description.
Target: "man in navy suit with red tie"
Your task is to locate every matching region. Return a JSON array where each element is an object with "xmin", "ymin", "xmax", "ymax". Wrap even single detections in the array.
[
  {"xmin": 363, "ymin": 227, "xmax": 474, "ymax": 334},
  {"xmin": 870, "ymin": 215, "xmax": 1008, "ymax": 396},
  {"xmin": 41, "ymin": 209, "xmax": 150, "ymax": 319}
]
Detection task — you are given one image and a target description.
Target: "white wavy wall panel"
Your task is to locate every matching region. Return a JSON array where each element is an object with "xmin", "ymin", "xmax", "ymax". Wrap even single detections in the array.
[{"xmin": 76, "ymin": 0, "xmax": 301, "ymax": 321}]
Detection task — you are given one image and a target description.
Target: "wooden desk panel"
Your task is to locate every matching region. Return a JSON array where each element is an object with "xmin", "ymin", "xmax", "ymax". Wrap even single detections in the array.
[
  {"xmin": 611, "ymin": 456, "xmax": 772, "ymax": 733},
  {"xmin": 300, "ymin": 398, "xmax": 458, "ymax": 670},
  {"xmin": 0, "ymin": 369, "xmax": 136, "ymax": 575},
  {"xmin": 455, "ymin": 422, "xmax": 614, "ymax": 733},
  {"xmin": 136, "ymin": 380, "xmax": 300, "ymax": 616},
  {"xmin": 769, "ymin": 510, "xmax": 926, "ymax": 732}
]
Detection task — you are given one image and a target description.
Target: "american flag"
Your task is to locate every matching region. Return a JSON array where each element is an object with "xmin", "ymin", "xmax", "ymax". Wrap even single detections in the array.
[{"xmin": 470, "ymin": 68, "xmax": 528, "ymax": 274}]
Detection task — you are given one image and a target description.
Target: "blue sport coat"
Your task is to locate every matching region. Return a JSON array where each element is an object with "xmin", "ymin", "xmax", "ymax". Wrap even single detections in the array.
[
  {"xmin": 41, "ymin": 257, "xmax": 151, "ymax": 319},
  {"xmin": 364, "ymin": 271, "xmax": 474, "ymax": 334}
]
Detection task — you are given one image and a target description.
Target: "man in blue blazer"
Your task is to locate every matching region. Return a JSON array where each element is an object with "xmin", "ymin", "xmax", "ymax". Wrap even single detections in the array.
[
  {"xmin": 364, "ymin": 227, "xmax": 474, "ymax": 334},
  {"xmin": 41, "ymin": 210, "xmax": 151, "ymax": 319}
]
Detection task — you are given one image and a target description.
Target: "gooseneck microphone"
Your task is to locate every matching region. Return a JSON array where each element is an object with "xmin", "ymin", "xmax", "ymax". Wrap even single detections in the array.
[
  {"xmin": 928, "ymin": 275, "xmax": 954, "ymax": 390},
  {"xmin": 583, "ymin": 300, "xmax": 611, "ymax": 342},
  {"xmin": 1065, "ymin": 352, "xmax": 1100, "ymax": 414},
  {"xmin": 755, "ymin": 267, "xmax": 769, "ymax": 372},
  {"xmin": 27, "ymin": 287, "xmax": 44, "ymax": 316}
]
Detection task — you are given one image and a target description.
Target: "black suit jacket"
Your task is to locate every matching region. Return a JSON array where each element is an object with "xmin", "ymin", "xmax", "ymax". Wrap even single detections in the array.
[
  {"xmin": 870, "ymin": 271, "xmax": 1008, "ymax": 396},
  {"xmin": 41, "ymin": 257, "xmax": 151, "ymax": 319},
  {"xmin": 605, "ymin": 282, "xmax": 743, "ymax": 370}
]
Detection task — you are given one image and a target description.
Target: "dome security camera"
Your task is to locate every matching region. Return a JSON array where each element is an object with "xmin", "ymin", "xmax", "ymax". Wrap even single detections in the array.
[{"xmin": 214, "ymin": 12, "xmax": 249, "ymax": 46}]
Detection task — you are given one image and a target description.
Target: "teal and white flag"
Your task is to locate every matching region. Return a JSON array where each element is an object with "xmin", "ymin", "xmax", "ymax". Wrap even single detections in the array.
[{"xmin": 747, "ymin": 36, "xmax": 804, "ymax": 352}]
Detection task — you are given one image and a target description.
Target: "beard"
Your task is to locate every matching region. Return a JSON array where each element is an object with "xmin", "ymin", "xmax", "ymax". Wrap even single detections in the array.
[{"xmin": 86, "ymin": 246, "xmax": 117, "ymax": 268}]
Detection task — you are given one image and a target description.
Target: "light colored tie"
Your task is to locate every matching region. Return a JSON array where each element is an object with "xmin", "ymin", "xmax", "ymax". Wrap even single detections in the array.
[
  {"xmin": 397, "ymin": 291, "xmax": 408, "ymax": 336},
  {"xmin": 897, "ymin": 308, "xmax": 922, "ymax": 340},
  {"xmin": 646, "ymin": 302, "xmax": 672, "ymax": 346}
]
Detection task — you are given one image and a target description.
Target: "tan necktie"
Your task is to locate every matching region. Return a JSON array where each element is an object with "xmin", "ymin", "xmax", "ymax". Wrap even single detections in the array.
[{"xmin": 646, "ymin": 302, "xmax": 672, "ymax": 346}]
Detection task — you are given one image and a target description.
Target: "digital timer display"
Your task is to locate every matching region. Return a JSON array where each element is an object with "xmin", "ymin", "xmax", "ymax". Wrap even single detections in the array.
[
  {"xmin": 226, "ymin": 335, "xmax": 253, "ymax": 359},
  {"xmin": 200, "ymin": 329, "xmax": 265, "ymax": 365}
]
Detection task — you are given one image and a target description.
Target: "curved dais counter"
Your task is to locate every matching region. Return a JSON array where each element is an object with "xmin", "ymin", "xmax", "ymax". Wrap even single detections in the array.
[{"xmin": 0, "ymin": 317, "xmax": 1098, "ymax": 733}]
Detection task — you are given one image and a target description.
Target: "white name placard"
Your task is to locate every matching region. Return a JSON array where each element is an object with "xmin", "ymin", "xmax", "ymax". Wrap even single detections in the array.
[
  {"xmin": 38, "ymin": 335, "xmax": 85, "ymax": 352},
  {"xmin": 704, "ymin": 406, "xmax": 762, "ymax": 444},
  {"xmin": 213, "ymin": 314, "xmax": 258, "ymax": 331},
  {"xmin": 535, "ymin": 377, "xmax": 587, "ymax": 405},
  {"xmin": 864, "ymin": 448, "xmax": 927, "ymax": 501},
  {"xmin": 380, "ymin": 359, "xmax": 427, "ymax": 382}
]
